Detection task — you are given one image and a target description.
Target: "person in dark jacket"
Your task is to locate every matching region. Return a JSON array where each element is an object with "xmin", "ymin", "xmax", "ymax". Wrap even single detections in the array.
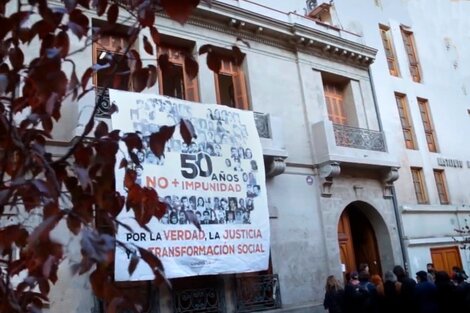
[
  {"xmin": 378, "ymin": 270, "xmax": 402, "ymax": 313},
  {"xmin": 415, "ymin": 270, "xmax": 438, "ymax": 313},
  {"xmin": 434, "ymin": 271, "xmax": 458, "ymax": 313},
  {"xmin": 323, "ymin": 275, "xmax": 344, "ymax": 313},
  {"xmin": 454, "ymin": 271, "xmax": 470, "ymax": 310},
  {"xmin": 393, "ymin": 265, "xmax": 416, "ymax": 313},
  {"xmin": 344, "ymin": 271, "xmax": 377, "ymax": 313}
]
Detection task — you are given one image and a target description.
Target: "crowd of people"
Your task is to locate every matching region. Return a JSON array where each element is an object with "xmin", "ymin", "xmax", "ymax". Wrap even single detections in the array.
[{"xmin": 323, "ymin": 263, "xmax": 470, "ymax": 313}]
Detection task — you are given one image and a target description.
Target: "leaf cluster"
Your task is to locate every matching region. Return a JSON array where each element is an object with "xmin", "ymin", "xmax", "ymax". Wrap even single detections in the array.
[{"xmin": 0, "ymin": 0, "xmax": 210, "ymax": 312}]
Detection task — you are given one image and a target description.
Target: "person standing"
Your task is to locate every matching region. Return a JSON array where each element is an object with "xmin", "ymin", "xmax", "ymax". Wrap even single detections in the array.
[
  {"xmin": 378, "ymin": 270, "xmax": 402, "ymax": 313},
  {"xmin": 393, "ymin": 265, "xmax": 416, "ymax": 313},
  {"xmin": 434, "ymin": 271, "xmax": 458, "ymax": 313},
  {"xmin": 323, "ymin": 275, "xmax": 344, "ymax": 313},
  {"xmin": 415, "ymin": 270, "xmax": 438, "ymax": 313}
]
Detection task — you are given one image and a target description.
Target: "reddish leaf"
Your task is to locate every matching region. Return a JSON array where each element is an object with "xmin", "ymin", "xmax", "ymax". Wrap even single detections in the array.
[
  {"xmin": 81, "ymin": 67, "xmax": 93, "ymax": 89},
  {"xmin": 157, "ymin": 53, "xmax": 171, "ymax": 72},
  {"xmin": 119, "ymin": 158, "xmax": 128, "ymax": 169},
  {"xmin": 122, "ymin": 132, "xmax": 143, "ymax": 151},
  {"xmin": 96, "ymin": 0, "xmax": 108, "ymax": 16},
  {"xmin": 9, "ymin": 47, "xmax": 24, "ymax": 70},
  {"xmin": 206, "ymin": 51, "xmax": 221, "ymax": 73},
  {"xmin": 42, "ymin": 116, "xmax": 53, "ymax": 133},
  {"xmin": 64, "ymin": 0, "xmax": 78, "ymax": 12},
  {"xmin": 232, "ymin": 45, "xmax": 244, "ymax": 66},
  {"xmin": 143, "ymin": 35, "xmax": 153, "ymax": 55},
  {"xmin": 138, "ymin": 6, "xmax": 155, "ymax": 27},
  {"xmin": 160, "ymin": 0, "xmax": 199, "ymax": 24},
  {"xmin": 83, "ymin": 118, "xmax": 94, "ymax": 136},
  {"xmin": 78, "ymin": 0, "xmax": 91, "ymax": 9},
  {"xmin": 198, "ymin": 44, "xmax": 213, "ymax": 55},
  {"xmin": 147, "ymin": 64, "xmax": 157, "ymax": 88},
  {"xmin": 128, "ymin": 254, "xmax": 139, "ymax": 276},
  {"xmin": 0, "ymin": 16, "xmax": 12, "ymax": 40},
  {"xmin": 107, "ymin": 3, "xmax": 118, "ymax": 25},
  {"xmin": 94, "ymin": 121, "xmax": 109, "ymax": 138},
  {"xmin": 127, "ymin": 49, "xmax": 142, "ymax": 72},
  {"xmin": 185, "ymin": 210, "xmax": 201, "ymax": 231},
  {"xmin": 31, "ymin": 179, "xmax": 55, "ymax": 197},
  {"xmin": 131, "ymin": 68, "xmax": 149, "ymax": 92},
  {"xmin": 74, "ymin": 166, "xmax": 92, "ymax": 190},
  {"xmin": 184, "ymin": 54, "xmax": 198, "ymax": 80},
  {"xmin": 124, "ymin": 169, "xmax": 137, "ymax": 190},
  {"xmin": 38, "ymin": 278, "xmax": 50, "ymax": 296},
  {"xmin": 107, "ymin": 297, "xmax": 125, "ymax": 313},
  {"xmin": 149, "ymin": 26, "xmax": 160, "ymax": 45},
  {"xmin": 68, "ymin": 9, "xmax": 89, "ymax": 40},
  {"xmin": 180, "ymin": 119, "xmax": 196, "ymax": 144},
  {"xmin": 56, "ymin": 31, "xmax": 70, "ymax": 58},
  {"xmin": 28, "ymin": 212, "xmax": 64, "ymax": 244},
  {"xmin": 149, "ymin": 125, "xmax": 175, "ymax": 157}
]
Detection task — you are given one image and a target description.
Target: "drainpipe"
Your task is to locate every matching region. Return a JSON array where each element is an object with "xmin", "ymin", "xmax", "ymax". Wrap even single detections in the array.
[
  {"xmin": 368, "ymin": 67, "xmax": 409, "ymax": 270},
  {"xmin": 391, "ymin": 186, "xmax": 410, "ymax": 272}
]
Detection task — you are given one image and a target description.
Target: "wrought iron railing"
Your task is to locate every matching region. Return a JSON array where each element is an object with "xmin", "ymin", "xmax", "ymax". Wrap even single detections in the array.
[
  {"xmin": 235, "ymin": 274, "xmax": 282, "ymax": 312},
  {"xmin": 172, "ymin": 283, "xmax": 226, "ymax": 313},
  {"xmin": 333, "ymin": 124, "xmax": 386, "ymax": 152},
  {"xmin": 95, "ymin": 87, "xmax": 111, "ymax": 118},
  {"xmin": 92, "ymin": 283, "xmax": 160, "ymax": 313}
]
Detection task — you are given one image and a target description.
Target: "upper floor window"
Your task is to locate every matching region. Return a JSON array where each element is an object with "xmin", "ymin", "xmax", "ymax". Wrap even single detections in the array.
[
  {"xmin": 157, "ymin": 44, "xmax": 199, "ymax": 102},
  {"xmin": 401, "ymin": 27, "xmax": 422, "ymax": 83},
  {"xmin": 411, "ymin": 167, "xmax": 428, "ymax": 204},
  {"xmin": 433, "ymin": 169, "xmax": 450, "ymax": 204},
  {"xmin": 324, "ymin": 83, "xmax": 347, "ymax": 125},
  {"xmin": 93, "ymin": 35, "xmax": 131, "ymax": 90},
  {"xmin": 417, "ymin": 98, "xmax": 438, "ymax": 152},
  {"xmin": 214, "ymin": 56, "xmax": 249, "ymax": 110},
  {"xmin": 395, "ymin": 93, "xmax": 417, "ymax": 150},
  {"xmin": 321, "ymin": 73, "xmax": 359, "ymax": 126},
  {"xmin": 379, "ymin": 24, "xmax": 399, "ymax": 76}
]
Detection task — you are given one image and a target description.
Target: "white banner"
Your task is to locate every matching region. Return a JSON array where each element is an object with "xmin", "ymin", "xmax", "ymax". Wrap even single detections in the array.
[{"xmin": 110, "ymin": 90, "xmax": 270, "ymax": 280}]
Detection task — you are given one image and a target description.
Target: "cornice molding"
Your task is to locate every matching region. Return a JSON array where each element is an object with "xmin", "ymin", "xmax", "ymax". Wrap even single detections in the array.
[{"xmin": 165, "ymin": 1, "xmax": 377, "ymax": 69}]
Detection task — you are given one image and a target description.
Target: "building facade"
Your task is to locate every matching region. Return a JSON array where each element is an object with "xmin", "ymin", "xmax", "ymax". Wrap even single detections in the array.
[{"xmin": 9, "ymin": 0, "xmax": 470, "ymax": 313}]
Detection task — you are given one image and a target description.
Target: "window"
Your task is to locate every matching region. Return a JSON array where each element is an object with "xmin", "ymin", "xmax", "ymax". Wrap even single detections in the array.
[
  {"xmin": 379, "ymin": 25, "xmax": 399, "ymax": 76},
  {"xmin": 214, "ymin": 57, "xmax": 249, "ymax": 109},
  {"xmin": 395, "ymin": 93, "xmax": 417, "ymax": 149},
  {"xmin": 411, "ymin": 167, "xmax": 428, "ymax": 204},
  {"xmin": 417, "ymin": 98, "xmax": 438, "ymax": 152},
  {"xmin": 324, "ymin": 83, "xmax": 347, "ymax": 125},
  {"xmin": 157, "ymin": 45, "xmax": 199, "ymax": 102},
  {"xmin": 93, "ymin": 36, "xmax": 131, "ymax": 90},
  {"xmin": 401, "ymin": 27, "xmax": 422, "ymax": 82},
  {"xmin": 433, "ymin": 170, "xmax": 449, "ymax": 204}
]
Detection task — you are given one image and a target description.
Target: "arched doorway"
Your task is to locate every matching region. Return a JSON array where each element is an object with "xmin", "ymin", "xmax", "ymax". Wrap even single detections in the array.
[{"xmin": 338, "ymin": 202, "xmax": 383, "ymax": 277}]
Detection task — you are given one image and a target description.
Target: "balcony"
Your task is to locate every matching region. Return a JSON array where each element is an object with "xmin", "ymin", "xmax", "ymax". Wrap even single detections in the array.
[
  {"xmin": 312, "ymin": 120, "xmax": 399, "ymax": 169},
  {"xmin": 333, "ymin": 124, "xmax": 386, "ymax": 152},
  {"xmin": 235, "ymin": 274, "xmax": 282, "ymax": 312}
]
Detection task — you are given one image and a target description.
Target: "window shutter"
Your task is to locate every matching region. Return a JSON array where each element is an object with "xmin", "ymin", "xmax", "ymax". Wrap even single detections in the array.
[
  {"xmin": 232, "ymin": 66, "xmax": 248, "ymax": 109},
  {"xmin": 183, "ymin": 73, "xmax": 200, "ymax": 102}
]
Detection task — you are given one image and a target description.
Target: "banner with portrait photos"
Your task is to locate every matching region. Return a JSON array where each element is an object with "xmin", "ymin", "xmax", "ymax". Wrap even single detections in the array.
[{"xmin": 110, "ymin": 90, "xmax": 270, "ymax": 281}]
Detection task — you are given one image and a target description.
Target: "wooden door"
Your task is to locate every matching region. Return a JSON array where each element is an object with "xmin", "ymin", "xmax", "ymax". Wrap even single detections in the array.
[
  {"xmin": 338, "ymin": 210, "xmax": 356, "ymax": 275},
  {"xmin": 431, "ymin": 246, "xmax": 463, "ymax": 276},
  {"xmin": 338, "ymin": 207, "xmax": 382, "ymax": 277}
]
